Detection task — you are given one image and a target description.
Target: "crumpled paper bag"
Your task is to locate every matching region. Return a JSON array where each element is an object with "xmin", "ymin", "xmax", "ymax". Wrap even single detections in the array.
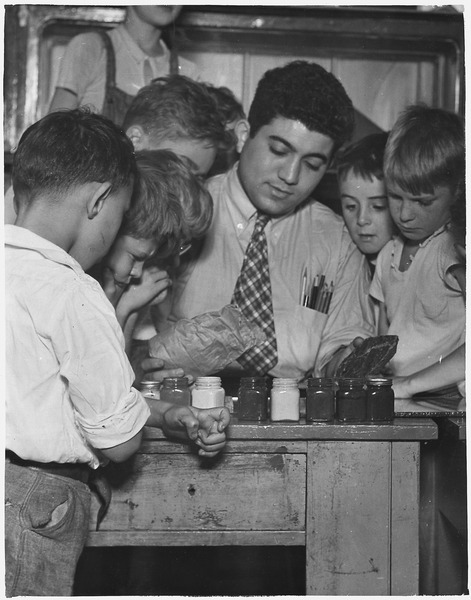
[{"xmin": 148, "ymin": 304, "xmax": 266, "ymax": 377}]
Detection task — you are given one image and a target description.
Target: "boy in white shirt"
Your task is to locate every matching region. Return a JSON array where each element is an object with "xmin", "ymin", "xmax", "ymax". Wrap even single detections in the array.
[
  {"xmin": 5, "ymin": 108, "xmax": 230, "ymax": 596},
  {"xmin": 370, "ymin": 105, "xmax": 465, "ymax": 397}
]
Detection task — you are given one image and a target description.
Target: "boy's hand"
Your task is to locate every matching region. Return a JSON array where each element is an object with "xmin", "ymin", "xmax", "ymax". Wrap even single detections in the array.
[
  {"xmin": 392, "ymin": 376, "xmax": 413, "ymax": 399},
  {"xmin": 118, "ymin": 266, "xmax": 171, "ymax": 314},
  {"xmin": 101, "ymin": 266, "xmax": 126, "ymax": 308},
  {"xmin": 162, "ymin": 405, "xmax": 230, "ymax": 457}
]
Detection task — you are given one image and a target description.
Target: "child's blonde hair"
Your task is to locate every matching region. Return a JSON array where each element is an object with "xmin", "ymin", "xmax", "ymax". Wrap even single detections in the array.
[
  {"xmin": 384, "ymin": 104, "xmax": 464, "ymax": 199},
  {"xmin": 121, "ymin": 149, "xmax": 213, "ymax": 258}
]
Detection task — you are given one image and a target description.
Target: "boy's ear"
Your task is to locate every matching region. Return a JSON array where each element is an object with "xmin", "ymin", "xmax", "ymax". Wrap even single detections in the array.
[
  {"xmin": 234, "ymin": 119, "xmax": 250, "ymax": 153},
  {"xmin": 86, "ymin": 182, "xmax": 112, "ymax": 220},
  {"xmin": 126, "ymin": 125, "xmax": 147, "ymax": 151}
]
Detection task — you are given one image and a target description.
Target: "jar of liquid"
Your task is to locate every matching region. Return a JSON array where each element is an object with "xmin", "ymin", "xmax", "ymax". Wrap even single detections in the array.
[
  {"xmin": 270, "ymin": 378, "xmax": 300, "ymax": 422},
  {"xmin": 306, "ymin": 377, "xmax": 335, "ymax": 422},
  {"xmin": 160, "ymin": 377, "xmax": 191, "ymax": 406},
  {"xmin": 191, "ymin": 377, "xmax": 225, "ymax": 409},
  {"xmin": 336, "ymin": 378, "xmax": 366, "ymax": 422},
  {"xmin": 237, "ymin": 377, "xmax": 269, "ymax": 422},
  {"xmin": 138, "ymin": 380, "xmax": 161, "ymax": 400},
  {"xmin": 366, "ymin": 376, "xmax": 395, "ymax": 422}
]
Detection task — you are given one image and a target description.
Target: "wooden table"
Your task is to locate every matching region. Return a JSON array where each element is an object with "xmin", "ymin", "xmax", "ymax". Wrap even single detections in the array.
[
  {"xmin": 420, "ymin": 416, "xmax": 467, "ymax": 594},
  {"xmin": 86, "ymin": 418, "xmax": 437, "ymax": 596}
]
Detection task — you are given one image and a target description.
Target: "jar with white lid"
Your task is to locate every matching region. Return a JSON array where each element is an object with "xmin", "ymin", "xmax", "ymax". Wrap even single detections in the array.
[
  {"xmin": 191, "ymin": 376, "xmax": 225, "ymax": 409},
  {"xmin": 270, "ymin": 378, "xmax": 300, "ymax": 422}
]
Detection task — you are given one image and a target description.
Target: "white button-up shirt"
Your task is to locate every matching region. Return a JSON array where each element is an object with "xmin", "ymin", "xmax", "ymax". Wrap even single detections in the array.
[
  {"xmin": 162, "ymin": 164, "xmax": 375, "ymax": 380},
  {"xmin": 5, "ymin": 225, "xmax": 150, "ymax": 468}
]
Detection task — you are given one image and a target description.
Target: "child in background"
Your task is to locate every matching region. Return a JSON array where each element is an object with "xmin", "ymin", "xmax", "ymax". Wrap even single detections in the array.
[
  {"xmin": 370, "ymin": 104, "xmax": 465, "ymax": 397},
  {"xmin": 337, "ymin": 132, "xmax": 396, "ymax": 275},
  {"xmin": 5, "ymin": 109, "xmax": 229, "ymax": 596},
  {"xmin": 122, "ymin": 74, "xmax": 227, "ymax": 178},
  {"xmin": 100, "ymin": 148, "xmax": 213, "ymax": 357},
  {"xmin": 204, "ymin": 83, "xmax": 248, "ymax": 176},
  {"xmin": 48, "ymin": 6, "xmax": 197, "ymax": 124}
]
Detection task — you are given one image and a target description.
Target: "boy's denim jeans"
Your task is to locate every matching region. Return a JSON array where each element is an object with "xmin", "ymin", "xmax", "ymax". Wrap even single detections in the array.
[{"xmin": 5, "ymin": 461, "xmax": 91, "ymax": 596}]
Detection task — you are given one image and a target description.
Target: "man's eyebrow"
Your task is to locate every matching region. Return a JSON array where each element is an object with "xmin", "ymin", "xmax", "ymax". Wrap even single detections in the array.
[{"xmin": 268, "ymin": 135, "xmax": 328, "ymax": 162}]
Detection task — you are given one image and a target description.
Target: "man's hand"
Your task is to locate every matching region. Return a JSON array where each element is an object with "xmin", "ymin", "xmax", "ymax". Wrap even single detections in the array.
[
  {"xmin": 140, "ymin": 357, "xmax": 194, "ymax": 384},
  {"xmin": 324, "ymin": 337, "xmax": 365, "ymax": 377},
  {"xmin": 161, "ymin": 405, "xmax": 231, "ymax": 457}
]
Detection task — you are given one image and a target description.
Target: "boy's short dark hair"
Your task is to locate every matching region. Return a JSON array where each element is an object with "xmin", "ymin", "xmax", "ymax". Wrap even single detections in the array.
[
  {"xmin": 336, "ymin": 132, "xmax": 390, "ymax": 183},
  {"xmin": 13, "ymin": 108, "xmax": 136, "ymax": 205},
  {"xmin": 121, "ymin": 149, "xmax": 213, "ymax": 258},
  {"xmin": 384, "ymin": 104, "xmax": 465, "ymax": 197},
  {"xmin": 122, "ymin": 75, "xmax": 227, "ymax": 148},
  {"xmin": 248, "ymin": 60, "xmax": 355, "ymax": 152}
]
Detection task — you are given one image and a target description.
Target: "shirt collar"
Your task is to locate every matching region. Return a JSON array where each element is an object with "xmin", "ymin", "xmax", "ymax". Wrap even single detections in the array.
[
  {"xmin": 227, "ymin": 162, "xmax": 297, "ymax": 226},
  {"xmin": 419, "ymin": 222, "xmax": 449, "ymax": 248},
  {"xmin": 115, "ymin": 24, "xmax": 169, "ymax": 65},
  {"xmin": 5, "ymin": 225, "xmax": 85, "ymax": 275},
  {"xmin": 227, "ymin": 162, "xmax": 258, "ymax": 224}
]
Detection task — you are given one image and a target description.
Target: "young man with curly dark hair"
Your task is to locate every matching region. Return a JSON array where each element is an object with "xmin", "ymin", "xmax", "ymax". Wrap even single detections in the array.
[{"xmin": 146, "ymin": 60, "xmax": 376, "ymax": 382}]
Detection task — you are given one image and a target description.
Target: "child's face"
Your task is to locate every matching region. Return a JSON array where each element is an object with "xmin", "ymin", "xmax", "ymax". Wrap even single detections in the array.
[
  {"xmin": 105, "ymin": 235, "xmax": 158, "ymax": 288},
  {"xmin": 147, "ymin": 136, "xmax": 217, "ymax": 178},
  {"xmin": 82, "ymin": 185, "xmax": 132, "ymax": 271},
  {"xmin": 387, "ymin": 183, "xmax": 456, "ymax": 243},
  {"xmin": 340, "ymin": 173, "xmax": 395, "ymax": 256},
  {"xmin": 238, "ymin": 117, "xmax": 334, "ymax": 217},
  {"xmin": 130, "ymin": 6, "xmax": 182, "ymax": 27}
]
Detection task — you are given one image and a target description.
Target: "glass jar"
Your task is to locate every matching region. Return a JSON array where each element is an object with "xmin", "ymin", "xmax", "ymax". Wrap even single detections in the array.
[
  {"xmin": 306, "ymin": 377, "xmax": 335, "ymax": 423},
  {"xmin": 160, "ymin": 377, "xmax": 191, "ymax": 407},
  {"xmin": 237, "ymin": 376, "xmax": 269, "ymax": 422},
  {"xmin": 270, "ymin": 378, "xmax": 300, "ymax": 422},
  {"xmin": 138, "ymin": 380, "xmax": 161, "ymax": 400},
  {"xmin": 336, "ymin": 378, "xmax": 366, "ymax": 422},
  {"xmin": 366, "ymin": 376, "xmax": 395, "ymax": 422},
  {"xmin": 191, "ymin": 377, "xmax": 225, "ymax": 409}
]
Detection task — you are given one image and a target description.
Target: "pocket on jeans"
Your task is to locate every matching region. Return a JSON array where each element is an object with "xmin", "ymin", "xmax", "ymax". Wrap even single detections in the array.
[{"xmin": 20, "ymin": 474, "xmax": 77, "ymax": 539}]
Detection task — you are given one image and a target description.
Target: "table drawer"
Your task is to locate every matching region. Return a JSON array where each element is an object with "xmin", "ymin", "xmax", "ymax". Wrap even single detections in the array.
[{"xmin": 90, "ymin": 452, "xmax": 306, "ymax": 532}]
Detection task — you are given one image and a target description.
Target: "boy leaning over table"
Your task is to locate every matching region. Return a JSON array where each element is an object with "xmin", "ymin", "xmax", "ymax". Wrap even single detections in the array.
[{"xmin": 4, "ymin": 107, "xmax": 230, "ymax": 597}]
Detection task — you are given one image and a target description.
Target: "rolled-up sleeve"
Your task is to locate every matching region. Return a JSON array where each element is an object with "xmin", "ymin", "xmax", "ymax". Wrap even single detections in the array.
[{"xmin": 51, "ymin": 279, "xmax": 150, "ymax": 449}]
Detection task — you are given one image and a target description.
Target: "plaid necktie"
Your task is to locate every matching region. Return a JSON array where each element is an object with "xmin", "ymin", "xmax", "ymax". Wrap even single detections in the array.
[{"xmin": 232, "ymin": 212, "xmax": 278, "ymax": 375}]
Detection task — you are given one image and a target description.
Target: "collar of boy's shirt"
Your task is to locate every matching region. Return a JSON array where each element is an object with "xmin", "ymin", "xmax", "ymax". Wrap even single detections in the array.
[
  {"xmin": 5, "ymin": 224, "xmax": 85, "ymax": 274},
  {"xmin": 115, "ymin": 23, "xmax": 169, "ymax": 67},
  {"xmin": 393, "ymin": 221, "xmax": 450, "ymax": 251}
]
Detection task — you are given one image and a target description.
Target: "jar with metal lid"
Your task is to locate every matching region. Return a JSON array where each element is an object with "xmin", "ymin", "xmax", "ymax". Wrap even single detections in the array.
[
  {"xmin": 138, "ymin": 380, "xmax": 161, "ymax": 400},
  {"xmin": 160, "ymin": 377, "xmax": 191, "ymax": 406},
  {"xmin": 306, "ymin": 377, "xmax": 335, "ymax": 423},
  {"xmin": 191, "ymin": 376, "xmax": 225, "ymax": 409},
  {"xmin": 237, "ymin": 376, "xmax": 268, "ymax": 422},
  {"xmin": 366, "ymin": 376, "xmax": 395, "ymax": 422},
  {"xmin": 336, "ymin": 378, "xmax": 366, "ymax": 422},
  {"xmin": 270, "ymin": 378, "xmax": 300, "ymax": 422}
]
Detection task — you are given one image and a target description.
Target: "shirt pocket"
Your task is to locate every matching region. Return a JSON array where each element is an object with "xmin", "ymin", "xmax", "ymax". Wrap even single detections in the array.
[
  {"xmin": 413, "ymin": 293, "xmax": 448, "ymax": 322},
  {"xmin": 275, "ymin": 304, "xmax": 328, "ymax": 378}
]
